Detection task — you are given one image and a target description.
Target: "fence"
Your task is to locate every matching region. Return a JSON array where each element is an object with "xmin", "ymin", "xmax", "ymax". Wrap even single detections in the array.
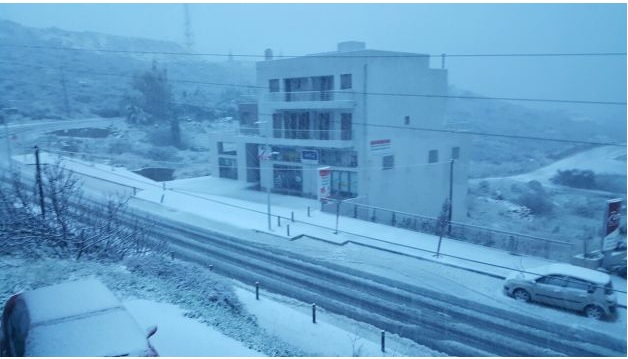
[{"xmin": 321, "ymin": 200, "xmax": 574, "ymax": 262}]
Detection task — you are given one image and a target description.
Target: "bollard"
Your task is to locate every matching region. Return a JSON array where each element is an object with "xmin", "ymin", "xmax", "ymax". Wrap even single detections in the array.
[
  {"xmin": 307, "ymin": 206, "xmax": 311, "ymax": 217},
  {"xmin": 208, "ymin": 264, "xmax": 213, "ymax": 271},
  {"xmin": 392, "ymin": 212, "xmax": 396, "ymax": 226},
  {"xmin": 170, "ymin": 251, "xmax": 174, "ymax": 261},
  {"xmin": 312, "ymin": 303, "xmax": 316, "ymax": 324},
  {"xmin": 291, "ymin": 211, "xmax": 294, "ymax": 222},
  {"xmin": 287, "ymin": 224, "xmax": 290, "ymax": 237},
  {"xmin": 277, "ymin": 215, "xmax": 281, "ymax": 227},
  {"xmin": 133, "ymin": 187, "xmax": 137, "ymax": 196},
  {"xmin": 381, "ymin": 331, "xmax": 385, "ymax": 352},
  {"xmin": 255, "ymin": 281, "xmax": 259, "ymax": 300},
  {"xmin": 160, "ymin": 193, "xmax": 165, "ymax": 204},
  {"xmin": 353, "ymin": 204, "xmax": 357, "ymax": 218}
]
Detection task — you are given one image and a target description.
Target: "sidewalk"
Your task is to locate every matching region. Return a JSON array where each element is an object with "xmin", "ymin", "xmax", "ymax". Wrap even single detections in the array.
[{"xmin": 14, "ymin": 153, "xmax": 627, "ymax": 305}]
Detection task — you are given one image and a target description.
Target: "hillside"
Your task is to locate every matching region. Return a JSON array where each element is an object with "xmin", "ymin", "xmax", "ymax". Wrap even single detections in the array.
[{"xmin": 0, "ymin": 20, "xmax": 255, "ymax": 121}]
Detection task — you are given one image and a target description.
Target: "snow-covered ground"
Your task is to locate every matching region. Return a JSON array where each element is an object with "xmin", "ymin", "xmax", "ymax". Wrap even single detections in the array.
[
  {"xmin": 510, "ymin": 145, "xmax": 626, "ymax": 184},
  {"xmin": 5, "ymin": 151, "xmax": 627, "ymax": 355}
]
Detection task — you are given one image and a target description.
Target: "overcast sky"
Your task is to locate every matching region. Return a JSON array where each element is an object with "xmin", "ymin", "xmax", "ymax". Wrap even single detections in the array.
[{"xmin": 0, "ymin": 2, "xmax": 625, "ymax": 119}]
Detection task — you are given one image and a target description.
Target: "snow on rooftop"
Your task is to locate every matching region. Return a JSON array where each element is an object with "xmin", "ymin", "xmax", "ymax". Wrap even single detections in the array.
[{"xmin": 21, "ymin": 278, "xmax": 121, "ymax": 325}]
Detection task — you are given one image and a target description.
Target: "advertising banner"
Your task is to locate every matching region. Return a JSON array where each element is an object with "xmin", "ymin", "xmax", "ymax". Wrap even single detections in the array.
[
  {"xmin": 317, "ymin": 166, "xmax": 331, "ymax": 202},
  {"xmin": 602, "ymin": 198, "xmax": 623, "ymax": 252}
]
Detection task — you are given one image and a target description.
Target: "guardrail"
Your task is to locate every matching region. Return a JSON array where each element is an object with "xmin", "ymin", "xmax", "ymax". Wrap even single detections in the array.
[{"xmin": 321, "ymin": 200, "xmax": 574, "ymax": 262}]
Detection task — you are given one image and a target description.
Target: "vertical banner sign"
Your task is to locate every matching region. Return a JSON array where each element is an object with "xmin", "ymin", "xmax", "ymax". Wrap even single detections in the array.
[
  {"xmin": 602, "ymin": 198, "xmax": 623, "ymax": 251},
  {"xmin": 317, "ymin": 167, "xmax": 331, "ymax": 202}
]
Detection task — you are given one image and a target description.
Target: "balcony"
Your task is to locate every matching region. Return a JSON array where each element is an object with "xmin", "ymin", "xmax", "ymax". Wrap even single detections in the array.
[{"xmin": 263, "ymin": 91, "xmax": 355, "ymax": 109}]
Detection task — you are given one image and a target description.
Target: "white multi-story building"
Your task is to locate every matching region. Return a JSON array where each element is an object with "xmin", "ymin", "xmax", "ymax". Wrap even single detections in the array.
[{"xmin": 209, "ymin": 41, "xmax": 469, "ymax": 220}]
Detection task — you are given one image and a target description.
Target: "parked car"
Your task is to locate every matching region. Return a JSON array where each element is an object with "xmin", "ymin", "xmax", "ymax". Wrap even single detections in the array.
[
  {"xmin": 503, "ymin": 263, "xmax": 617, "ymax": 320},
  {"xmin": 0, "ymin": 279, "xmax": 158, "ymax": 356}
]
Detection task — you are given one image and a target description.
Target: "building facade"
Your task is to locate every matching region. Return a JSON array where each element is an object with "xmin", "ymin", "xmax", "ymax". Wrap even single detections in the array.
[{"xmin": 209, "ymin": 42, "xmax": 469, "ymax": 220}]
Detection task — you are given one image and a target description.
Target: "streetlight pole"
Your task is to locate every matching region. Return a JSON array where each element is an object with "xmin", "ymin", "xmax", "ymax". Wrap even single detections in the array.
[
  {"xmin": 265, "ymin": 141, "xmax": 272, "ymax": 231},
  {"xmin": 447, "ymin": 158, "xmax": 454, "ymax": 235}
]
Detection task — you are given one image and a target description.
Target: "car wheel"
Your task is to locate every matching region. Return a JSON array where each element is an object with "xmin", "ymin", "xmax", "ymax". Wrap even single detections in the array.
[
  {"xmin": 584, "ymin": 305, "xmax": 604, "ymax": 320},
  {"xmin": 513, "ymin": 288, "xmax": 530, "ymax": 302}
]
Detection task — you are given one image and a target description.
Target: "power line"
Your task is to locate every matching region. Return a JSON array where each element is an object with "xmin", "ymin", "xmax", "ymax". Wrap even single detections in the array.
[
  {"xmin": 1, "ymin": 60, "xmax": 624, "ymax": 147},
  {"xmin": 0, "ymin": 43, "xmax": 625, "ymax": 59},
  {"xmin": 1, "ymin": 59, "xmax": 625, "ymax": 106}
]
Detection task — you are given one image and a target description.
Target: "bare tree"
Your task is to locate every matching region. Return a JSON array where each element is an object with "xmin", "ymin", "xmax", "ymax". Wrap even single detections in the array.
[{"xmin": 0, "ymin": 161, "xmax": 167, "ymax": 261}]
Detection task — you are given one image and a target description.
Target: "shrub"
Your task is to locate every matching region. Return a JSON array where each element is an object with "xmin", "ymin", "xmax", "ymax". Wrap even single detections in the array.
[
  {"xmin": 515, "ymin": 181, "xmax": 553, "ymax": 215},
  {"xmin": 551, "ymin": 169, "xmax": 596, "ymax": 189}
]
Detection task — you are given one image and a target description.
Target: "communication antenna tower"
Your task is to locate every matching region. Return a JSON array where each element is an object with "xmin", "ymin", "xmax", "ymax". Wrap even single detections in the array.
[{"xmin": 183, "ymin": 4, "xmax": 194, "ymax": 51}]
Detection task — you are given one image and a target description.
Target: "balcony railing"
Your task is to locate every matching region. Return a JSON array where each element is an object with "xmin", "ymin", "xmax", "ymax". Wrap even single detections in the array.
[{"xmin": 264, "ymin": 91, "xmax": 355, "ymax": 103}]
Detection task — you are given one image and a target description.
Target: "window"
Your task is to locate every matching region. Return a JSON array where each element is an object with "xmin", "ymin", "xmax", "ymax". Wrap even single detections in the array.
[
  {"xmin": 383, "ymin": 155, "xmax": 394, "ymax": 170},
  {"xmin": 218, "ymin": 142, "xmax": 237, "ymax": 155},
  {"xmin": 297, "ymin": 112, "xmax": 310, "ymax": 139},
  {"xmin": 341, "ymin": 113, "xmax": 352, "ymax": 140},
  {"xmin": 218, "ymin": 157, "xmax": 238, "ymax": 179},
  {"xmin": 316, "ymin": 112, "xmax": 330, "ymax": 140},
  {"xmin": 340, "ymin": 74, "xmax": 352, "ymax": 89},
  {"xmin": 273, "ymin": 113, "xmax": 282, "ymax": 138},
  {"xmin": 428, "ymin": 149, "xmax": 438, "ymax": 163},
  {"xmin": 451, "ymin": 146, "xmax": 460, "ymax": 160},
  {"xmin": 331, "ymin": 170, "xmax": 358, "ymax": 198},
  {"xmin": 273, "ymin": 165, "xmax": 303, "ymax": 194},
  {"xmin": 269, "ymin": 79, "xmax": 279, "ymax": 92},
  {"xmin": 564, "ymin": 277, "xmax": 590, "ymax": 291},
  {"xmin": 537, "ymin": 275, "xmax": 567, "ymax": 287}
]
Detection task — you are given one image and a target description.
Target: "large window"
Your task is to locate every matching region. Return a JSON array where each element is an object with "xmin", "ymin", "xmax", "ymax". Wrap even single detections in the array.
[
  {"xmin": 341, "ymin": 113, "xmax": 352, "ymax": 140},
  {"xmin": 331, "ymin": 170, "xmax": 358, "ymax": 198},
  {"xmin": 315, "ymin": 112, "xmax": 330, "ymax": 140},
  {"xmin": 297, "ymin": 112, "xmax": 310, "ymax": 139},
  {"xmin": 273, "ymin": 113, "xmax": 282, "ymax": 138},
  {"xmin": 273, "ymin": 165, "xmax": 303, "ymax": 194}
]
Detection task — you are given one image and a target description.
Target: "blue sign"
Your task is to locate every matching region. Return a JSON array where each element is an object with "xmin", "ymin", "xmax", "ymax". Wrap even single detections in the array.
[{"xmin": 301, "ymin": 150, "xmax": 319, "ymax": 164}]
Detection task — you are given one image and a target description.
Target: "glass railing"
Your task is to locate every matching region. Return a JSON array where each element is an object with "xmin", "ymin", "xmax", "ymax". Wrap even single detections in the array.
[{"xmin": 264, "ymin": 91, "xmax": 355, "ymax": 103}]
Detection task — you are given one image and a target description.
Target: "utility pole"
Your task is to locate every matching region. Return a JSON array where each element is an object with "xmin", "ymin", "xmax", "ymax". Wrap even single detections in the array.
[
  {"xmin": 34, "ymin": 146, "xmax": 45, "ymax": 219},
  {"xmin": 447, "ymin": 158, "xmax": 454, "ymax": 235},
  {"xmin": 3, "ymin": 116, "xmax": 11, "ymax": 169},
  {"xmin": 59, "ymin": 67, "xmax": 71, "ymax": 117}
]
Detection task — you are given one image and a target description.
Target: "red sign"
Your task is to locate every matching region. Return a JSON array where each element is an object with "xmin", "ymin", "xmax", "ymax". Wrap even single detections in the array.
[{"xmin": 605, "ymin": 198, "xmax": 622, "ymax": 236}]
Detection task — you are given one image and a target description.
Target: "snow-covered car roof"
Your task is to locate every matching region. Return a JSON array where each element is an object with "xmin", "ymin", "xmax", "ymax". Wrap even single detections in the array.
[
  {"xmin": 13, "ymin": 278, "xmax": 155, "ymax": 356},
  {"xmin": 20, "ymin": 278, "xmax": 121, "ymax": 325},
  {"xmin": 531, "ymin": 263, "xmax": 611, "ymax": 285},
  {"xmin": 25, "ymin": 307, "xmax": 151, "ymax": 356}
]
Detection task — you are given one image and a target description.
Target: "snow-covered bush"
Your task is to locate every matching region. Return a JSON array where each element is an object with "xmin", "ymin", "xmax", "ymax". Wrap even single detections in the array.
[
  {"xmin": 551, "ymin": 169, "xmax": 596, "ymax": 189},
  {"xmin": 0, "ymin": 162, "xmax": 166, "ymax": 260}
]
